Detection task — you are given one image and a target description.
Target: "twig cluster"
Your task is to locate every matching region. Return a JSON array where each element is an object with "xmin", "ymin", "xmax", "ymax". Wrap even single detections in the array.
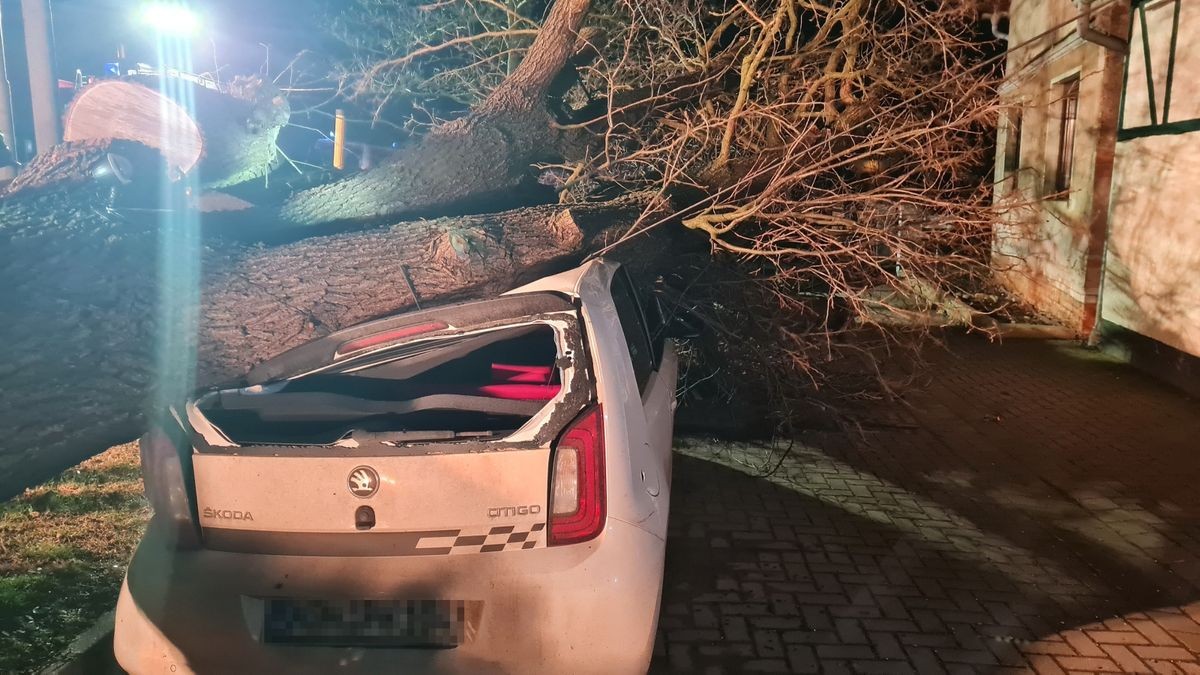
[{"xmin": 338, "ymin": 0, "xmax": 1024, "ymax": 432}]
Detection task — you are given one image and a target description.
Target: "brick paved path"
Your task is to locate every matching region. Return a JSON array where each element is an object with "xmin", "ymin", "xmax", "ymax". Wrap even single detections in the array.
[{"xmin": 653, "ymin": 338, "xmax": 1200, "ymax": 674}]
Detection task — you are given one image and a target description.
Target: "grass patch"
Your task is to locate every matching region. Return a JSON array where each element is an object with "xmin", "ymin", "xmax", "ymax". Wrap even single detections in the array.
[
  {"xmin": 20, "ymin": 541, "xmax": 84, "ymax": 564},
  {"xmin": 8, "ymin": 485, "xmax": 147, "ymax": 517},
  {"xmin": 0, "ymin": 443, "xmax": 149, "ymax": 674},
  {"xmin": 0, "ymin": 575, "xmax": 44, "ymax": 608}
]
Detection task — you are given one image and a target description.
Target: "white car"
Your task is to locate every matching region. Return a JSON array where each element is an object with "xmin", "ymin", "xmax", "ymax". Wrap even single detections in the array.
[{"xmin": 114, "ymin": 259, "xmax": 680, "ymax": 674}]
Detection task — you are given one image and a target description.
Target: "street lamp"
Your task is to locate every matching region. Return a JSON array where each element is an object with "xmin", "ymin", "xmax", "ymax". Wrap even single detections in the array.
[{"xmin": 137, "ymin": 2, "xmax": 201, "ymax": 38}]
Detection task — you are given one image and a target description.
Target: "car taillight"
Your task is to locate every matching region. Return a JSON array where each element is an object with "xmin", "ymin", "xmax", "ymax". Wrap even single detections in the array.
[
  {"xmin": 548, "ymin": 405, "xmax": 605, "ymax": 546},
  {"xmin": 140, "ymin": 424, "xmax": 201, "ymax": 549}
]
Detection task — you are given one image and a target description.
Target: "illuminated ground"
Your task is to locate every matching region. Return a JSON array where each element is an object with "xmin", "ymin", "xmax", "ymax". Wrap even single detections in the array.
[{"xmin": 653, "ymin": 337, "xmax": 1200, "ymax": 673}]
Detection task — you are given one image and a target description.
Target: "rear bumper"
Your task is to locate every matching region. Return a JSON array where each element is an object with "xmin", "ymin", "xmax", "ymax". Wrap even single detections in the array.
[{"xmin": 114, "ymin": 518, "xmax": 664, "ymax": 674}]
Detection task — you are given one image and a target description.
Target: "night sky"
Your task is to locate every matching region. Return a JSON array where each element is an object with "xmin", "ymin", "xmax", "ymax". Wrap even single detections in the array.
[{"xmin": 48, "ymin": 0, "xmax": 333, "ymax": 77}]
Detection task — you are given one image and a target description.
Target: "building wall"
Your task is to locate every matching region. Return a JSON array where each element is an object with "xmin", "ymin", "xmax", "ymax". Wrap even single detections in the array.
[
  {"xmin": 993, "ymin": 0, "xmax": 1122, "ymax": 328},
  {"xmin": 1102, "ymin": 1, "xmax": 1200, "ymax": 357},
  {"xmin": 995, "ymin": 0, "xmax": 1200, "ymax": 361}
]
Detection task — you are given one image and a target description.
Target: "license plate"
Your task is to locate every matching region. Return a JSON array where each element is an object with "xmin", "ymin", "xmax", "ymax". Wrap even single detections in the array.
[{"xmin": 263, "ymin": 598, "xmax": 476, "ymax": 647}]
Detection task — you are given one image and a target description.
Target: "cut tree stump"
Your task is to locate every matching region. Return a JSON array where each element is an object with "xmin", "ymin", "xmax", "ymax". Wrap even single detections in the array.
[{"xmin": 63, "ymin": 75, "xmax": 289, "ymax": 189}]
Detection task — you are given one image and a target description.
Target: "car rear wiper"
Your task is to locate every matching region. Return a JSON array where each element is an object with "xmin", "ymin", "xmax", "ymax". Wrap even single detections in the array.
[
  {"xmin": 218, "ymin": 391, "xmax": 544, "ymax": 421},
  {"xmin": 344, "ymin": 429, "xmax": 508, "ymax": 444}
]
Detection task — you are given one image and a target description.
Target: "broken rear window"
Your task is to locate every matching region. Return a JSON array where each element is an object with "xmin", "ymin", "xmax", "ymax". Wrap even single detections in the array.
[{"xmin": 188, "ymin": 295, "xmax": 590, "ymax": 448}]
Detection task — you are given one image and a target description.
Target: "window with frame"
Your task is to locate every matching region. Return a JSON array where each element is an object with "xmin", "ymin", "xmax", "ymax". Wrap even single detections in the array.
[
  {"xmin": 1054, "ymin": 76, "xmax": 1080, "ymax": 196},
  {"xmin": 1003, "ymin": 108, "xmax": 1023, "ymax": 177},
  {"xmin": 609, "ymin": 268, "xmax": 655, "ymax": 394}
]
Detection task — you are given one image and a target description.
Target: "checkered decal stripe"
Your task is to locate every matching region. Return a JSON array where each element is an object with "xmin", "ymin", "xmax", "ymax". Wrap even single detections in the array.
[{"xmin": 413, "ymin": 522, "xmax": 546, "ymax": 555}]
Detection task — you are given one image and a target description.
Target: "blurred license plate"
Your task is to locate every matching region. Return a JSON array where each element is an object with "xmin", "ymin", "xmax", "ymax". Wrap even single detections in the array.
[{"xmin": 263, "ymin": 598, "xmax": 474, "ymax": 647}]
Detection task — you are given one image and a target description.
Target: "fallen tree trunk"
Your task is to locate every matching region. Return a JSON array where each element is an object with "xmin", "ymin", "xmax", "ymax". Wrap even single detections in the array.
[
  {"xmin": 199, "ymin": 197, "xmax": 650, "ymax": 379},
  {"xmin": 0, "ymin": 0, "xmax": 608, "ymax": 497},
  {"xmin": 0, "ymin": 191, "xmax": 647, "ymax": 499}
]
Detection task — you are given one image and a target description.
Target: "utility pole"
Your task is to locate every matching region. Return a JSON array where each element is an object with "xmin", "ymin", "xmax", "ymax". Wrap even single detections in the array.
[
  {"xmin": 0, "ymin": 5, "xmax": 17, "ymax": 179},
  {"xmin": 20, "ymin": 0, "xmax": 57, "ymax": 155}
]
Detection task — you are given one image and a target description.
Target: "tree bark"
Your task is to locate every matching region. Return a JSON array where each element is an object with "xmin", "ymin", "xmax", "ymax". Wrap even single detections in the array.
[
  {"xmin": 0, "ymin": 193, "xmax": 646, "ymax": 499},
  {"xmin": 199, "ymin": 198, "xmax": 643, "ymax": 381}
]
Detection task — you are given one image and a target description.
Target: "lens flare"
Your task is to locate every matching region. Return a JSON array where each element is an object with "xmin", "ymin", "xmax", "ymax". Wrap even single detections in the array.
[{"xmin": 139, "ymin": 2, "xmax": 201, "ymax": 37}]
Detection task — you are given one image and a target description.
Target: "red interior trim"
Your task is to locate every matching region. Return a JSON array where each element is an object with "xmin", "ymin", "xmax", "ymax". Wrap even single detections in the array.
[{"xmin": 491, "ymin": 363, "xmax": 554, "ymax": 384}]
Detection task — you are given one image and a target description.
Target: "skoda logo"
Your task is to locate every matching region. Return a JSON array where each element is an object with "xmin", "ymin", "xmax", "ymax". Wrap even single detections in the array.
[{"xmin": 348, "ymin": 466, "xmax": 380, "ymax": 498}]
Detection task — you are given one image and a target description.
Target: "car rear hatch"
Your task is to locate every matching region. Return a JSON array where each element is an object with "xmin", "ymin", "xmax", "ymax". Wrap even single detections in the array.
[{"xmin": 185, "ymin": 292, "xmax": 593, "ymax": 557}]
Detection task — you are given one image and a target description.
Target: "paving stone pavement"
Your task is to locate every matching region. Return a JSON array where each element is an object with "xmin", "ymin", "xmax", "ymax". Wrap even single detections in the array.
[{"xmin": 652, "ymin": 337, "xmax": 1200, "ymax": 674}]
